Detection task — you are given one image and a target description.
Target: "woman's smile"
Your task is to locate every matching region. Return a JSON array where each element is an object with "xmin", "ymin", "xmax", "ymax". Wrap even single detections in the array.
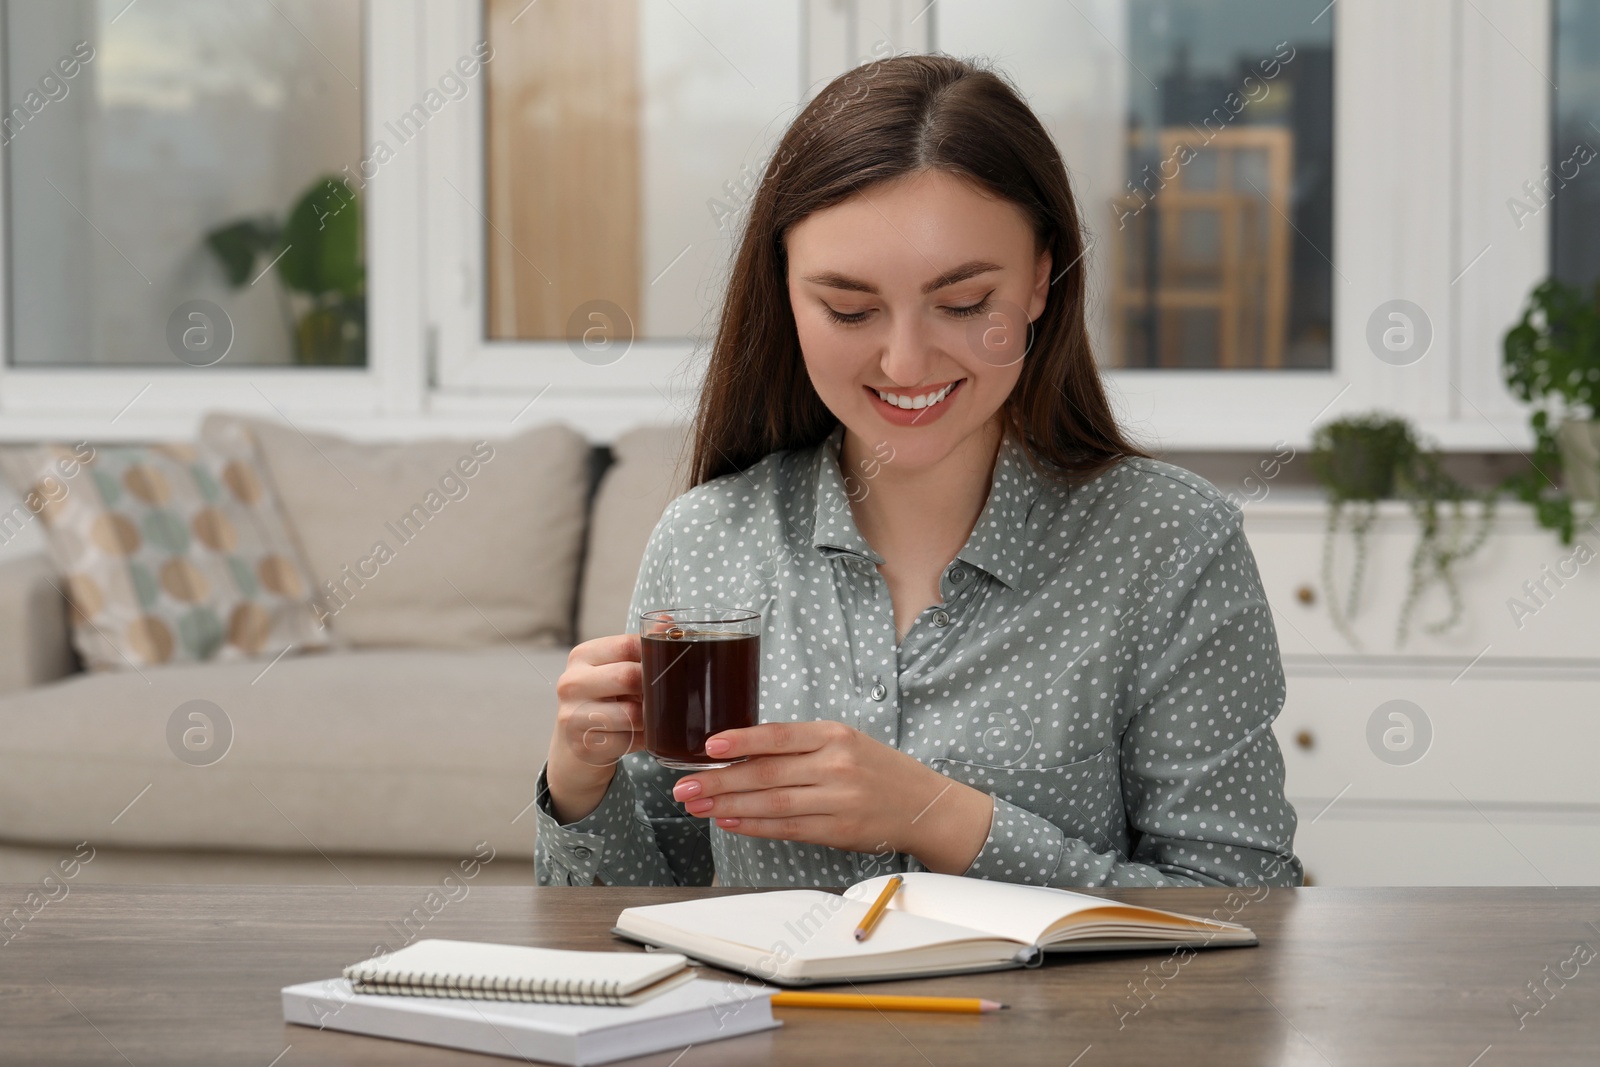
[{"xmin": 863, "ymin": 377, "xmax": 966, "ymax": 426}]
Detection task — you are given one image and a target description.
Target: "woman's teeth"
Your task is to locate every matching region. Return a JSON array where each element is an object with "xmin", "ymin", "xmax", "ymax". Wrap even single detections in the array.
[{"xmin": 872, "ymin": 380, "xmax": 960, "ymax": 409}]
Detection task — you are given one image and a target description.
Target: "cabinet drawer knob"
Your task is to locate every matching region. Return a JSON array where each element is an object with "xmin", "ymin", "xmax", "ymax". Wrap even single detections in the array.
[
  {"xmin": 1295, "ymin": 584, "xmax": 1316, "ymax": 606},
  {"xmin": 1295, "ymin": 730, "xmax": 1315, "ymax": 751}
]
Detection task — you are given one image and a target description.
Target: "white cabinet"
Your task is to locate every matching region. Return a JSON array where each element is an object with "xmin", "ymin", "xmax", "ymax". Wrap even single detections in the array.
[{"xmin": 1241, "ymin": 492, "xmax": 1600, "ymax": 885}]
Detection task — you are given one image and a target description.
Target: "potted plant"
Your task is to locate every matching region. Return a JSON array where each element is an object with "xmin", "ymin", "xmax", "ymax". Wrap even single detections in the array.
[
  {"xmin": 1310, "ymin": 413, "xmax": 1495, "ymax": 648},
  {"xmin": 1502, "ymin": 278, "xmax": 1600, "ymax": 543},
  {"xmin": 204, "ymin": 175, "xmax": 366, "ymax": 366}
]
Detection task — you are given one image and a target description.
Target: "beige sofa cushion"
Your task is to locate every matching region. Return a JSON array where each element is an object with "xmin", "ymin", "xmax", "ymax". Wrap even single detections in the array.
[
  {"xmin": 0, "ymin": 644, "xmax": 565, "ymax": 858},
  {"xmin": 203, "ymin": 414, "xmax": 590, "ymax": 648},
  {"xmin": 576, "ymin": 424, "xmax": 692, "ymax": 643},
  {"xmin": 0, "ymin": 437, "xmax": 329, "ymax": 670}
]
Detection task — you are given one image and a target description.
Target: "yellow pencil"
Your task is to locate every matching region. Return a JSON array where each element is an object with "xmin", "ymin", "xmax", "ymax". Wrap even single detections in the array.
[
  {"xmin": 770, "ymin": 992, "xmax": 1006, "ymax": 1013},
  {"xmin": 854, "ymin": 875, "xmax": 903, "ymax": 942}
]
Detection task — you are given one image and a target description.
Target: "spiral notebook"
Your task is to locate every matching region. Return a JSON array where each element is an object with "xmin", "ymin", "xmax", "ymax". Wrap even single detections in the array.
[{"xmin": 343, "ymin": 940, "xmax": 696, "ymax": 1006}]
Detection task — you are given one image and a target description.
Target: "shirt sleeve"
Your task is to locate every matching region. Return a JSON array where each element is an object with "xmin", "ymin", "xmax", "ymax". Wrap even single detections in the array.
[
  {"xmin": 532, "ymin": 753, "xmax": 715, "ymax": 886},
  {"xmin": 939, "ymin": 499, "xmax": 1303, "ymax": 889},
  {"xmin": 532, "ymin": 497, "xmax": 717, "ymax": 887}
]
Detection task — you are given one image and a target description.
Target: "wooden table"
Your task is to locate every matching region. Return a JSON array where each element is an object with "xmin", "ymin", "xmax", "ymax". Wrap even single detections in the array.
[{"xmin": 3, "ymin": 885, "xmax": 1597, "ymax": 1065}]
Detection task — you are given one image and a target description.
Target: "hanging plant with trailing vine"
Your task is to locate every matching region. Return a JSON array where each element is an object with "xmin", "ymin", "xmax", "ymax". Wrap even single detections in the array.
[{"xmin": 1310, "ymin": 413, "xmax": 1496, "ymax": 648}]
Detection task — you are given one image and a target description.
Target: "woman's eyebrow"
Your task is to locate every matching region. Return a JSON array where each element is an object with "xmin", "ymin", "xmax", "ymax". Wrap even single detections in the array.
[{"xmin": 800, "ymin": 259, "xmax": 1003, "ymax": 296}]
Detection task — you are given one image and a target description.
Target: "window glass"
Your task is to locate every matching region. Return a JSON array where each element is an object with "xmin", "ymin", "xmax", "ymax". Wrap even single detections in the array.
[
  {"xmin": 1552, "ymin": 0, "xmax": 1600, "ymax": 289},
  {"xmin": 4, "ymin": 0, "xmax": 365, "ymax": 367}
]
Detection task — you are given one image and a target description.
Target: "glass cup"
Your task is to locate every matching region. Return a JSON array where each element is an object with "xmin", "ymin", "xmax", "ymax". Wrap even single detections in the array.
[{"xmin": 639, "ymin": 606, "xmax": 761, "ymax": 770}]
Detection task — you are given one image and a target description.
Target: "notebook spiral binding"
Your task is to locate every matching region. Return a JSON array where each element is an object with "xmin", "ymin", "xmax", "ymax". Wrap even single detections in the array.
[{"xmin": 345, "ymin": 965, "xmax": 633, "ymax": 1005}]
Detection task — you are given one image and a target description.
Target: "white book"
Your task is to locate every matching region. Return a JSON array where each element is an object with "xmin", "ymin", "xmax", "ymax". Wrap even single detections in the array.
[
  {"xmin": 282, "ymin": 975, "xmax": 779, "ymax": 1066},
  {"xmin": 613, "ymin": 872, "xmax": 1257, "ymax": 985}
]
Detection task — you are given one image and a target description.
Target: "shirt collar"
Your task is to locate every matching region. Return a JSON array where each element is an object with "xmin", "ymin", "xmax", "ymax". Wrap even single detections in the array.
[
  {"xmin": 809, "ymin": 423, "xmax": 1046, "ymax": 590},
  {"xmin": 811, "ymin": 424, "xmax": 885, "ymax": 565}
]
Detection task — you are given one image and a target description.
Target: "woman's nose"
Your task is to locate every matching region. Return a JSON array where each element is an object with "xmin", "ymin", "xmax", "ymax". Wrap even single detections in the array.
[{"xmin": 877, "ymin": 310, "xmax": 939, "ymax": 388}]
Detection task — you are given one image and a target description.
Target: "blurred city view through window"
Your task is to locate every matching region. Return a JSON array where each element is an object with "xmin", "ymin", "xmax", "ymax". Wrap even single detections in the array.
[
  {"xmin": 1116, "ymin": 0, "xmax": 1333, "ymax": 369},
  {"xmin": 1553, "ymin": 0, "xmax": 1600, "ymax": 290}
]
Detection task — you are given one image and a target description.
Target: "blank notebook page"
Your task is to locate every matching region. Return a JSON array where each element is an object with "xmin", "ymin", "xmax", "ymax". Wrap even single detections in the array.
[
  {"xmin": 628, "ymin": 892, "xmax": 1006, "ymax": 961},
  {"xmin": 842, "ymin": 873, "xmax": 1211, "ymax": 945}
]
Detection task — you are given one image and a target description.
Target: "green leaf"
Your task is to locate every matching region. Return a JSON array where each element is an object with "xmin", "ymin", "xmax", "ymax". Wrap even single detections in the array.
[
  {"xmin": 278, "ymin": 176, "xmax": 364, "ymax": 298},
  {"xmin": 204, "ymin": 218, "xmax": 280, "ymax": 287},
  {"xmin": 1504, "ymin": 277, "xmax": 1600, "ymax": 409}
]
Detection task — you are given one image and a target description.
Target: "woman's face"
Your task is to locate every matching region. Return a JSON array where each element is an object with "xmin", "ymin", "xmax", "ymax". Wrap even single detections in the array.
[{"xmin": 786, "ymin": 168, "xmax": 1051, "ymax": 473}]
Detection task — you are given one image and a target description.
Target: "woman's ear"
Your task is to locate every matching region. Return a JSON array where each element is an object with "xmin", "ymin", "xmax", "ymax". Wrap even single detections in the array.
[{"xmin": 1029, "ymin": 244, "xmax": 1053, "ymax": 321}]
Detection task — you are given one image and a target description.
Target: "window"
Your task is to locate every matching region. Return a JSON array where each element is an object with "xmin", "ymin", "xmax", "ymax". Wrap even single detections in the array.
[
  {"xmin": 476, "ymin": 0, "xmax": 1333, "ymax": 373},
  {"xmin": 1113, "ymin": 1, "xmax": 1333, "ymax": 369},
  {"xmin": 3, "ymin": 0, "xmax": 365, "ymax": 368},
  {"xmin": 0, "ymin": 2, "xmax": 1565, "ymax": 451},
  {"xmin": 480, "ymin": 0, "xmax": 931, "ymax": 343},
  {"xmin": 1552, "ymin": 0, "xmax": 1600, "ymax": 290}
]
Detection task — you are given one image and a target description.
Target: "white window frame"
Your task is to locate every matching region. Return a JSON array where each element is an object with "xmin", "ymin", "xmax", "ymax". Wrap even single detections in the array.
[
  {"xmin": 0, "ymin": 0, "xmax": 1560, "ymax": 452},
  {"xmin": 1455, "ymin": 0, "xmax": 1553, "ymax": 433}
]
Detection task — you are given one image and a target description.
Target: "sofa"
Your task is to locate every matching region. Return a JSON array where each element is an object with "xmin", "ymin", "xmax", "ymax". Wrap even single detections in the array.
[{"xmin": 0, "ymin": 418, "xmax": 692, "ymax": 885}]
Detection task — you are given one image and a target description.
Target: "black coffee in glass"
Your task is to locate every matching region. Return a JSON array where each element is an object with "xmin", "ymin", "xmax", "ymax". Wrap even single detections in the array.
[{"xmin": 639, "ymin": 607, "xmax": 760, "ymax": 770}]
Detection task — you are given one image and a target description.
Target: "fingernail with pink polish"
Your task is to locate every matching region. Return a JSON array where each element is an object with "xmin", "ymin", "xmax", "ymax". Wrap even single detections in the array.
[{"xmin": 673, "ymin": 780, "xmax": 701, "ymax": 800}]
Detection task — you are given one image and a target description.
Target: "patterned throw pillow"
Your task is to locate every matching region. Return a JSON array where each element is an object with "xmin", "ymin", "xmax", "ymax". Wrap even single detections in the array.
[{"xmin": 0, "ymin": 431, "xmax": 329, "ymax": 671}]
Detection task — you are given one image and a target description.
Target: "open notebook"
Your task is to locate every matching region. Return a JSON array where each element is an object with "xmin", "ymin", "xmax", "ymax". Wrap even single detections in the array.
[
  {"xmin": 343, "ymin": 941, "xmax": 695, "ymax": 1006},
  {"xmin": 613, "ymin": 872, "xmax": 1256, "ymax": 985}
]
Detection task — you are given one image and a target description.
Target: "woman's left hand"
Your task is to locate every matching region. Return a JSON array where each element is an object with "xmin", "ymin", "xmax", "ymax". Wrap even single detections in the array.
[{"xmin": 668, "ymin": 721, "xmax": 995, "ymax": 874}]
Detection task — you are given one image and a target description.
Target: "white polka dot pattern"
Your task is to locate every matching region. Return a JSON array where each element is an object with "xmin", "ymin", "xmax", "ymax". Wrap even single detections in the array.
[{"xmin": 535, "ymin": 423, "xmax": 1303, "ymax": 889}]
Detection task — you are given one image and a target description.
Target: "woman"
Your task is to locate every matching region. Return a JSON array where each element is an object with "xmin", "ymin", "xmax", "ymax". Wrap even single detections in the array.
[{"xmin": 535, "ymin": 55, "xmax": 1301, "ymax": 889}]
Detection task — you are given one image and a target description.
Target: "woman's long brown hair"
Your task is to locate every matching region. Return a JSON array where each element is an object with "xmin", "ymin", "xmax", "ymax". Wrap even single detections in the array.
[{"xmin": 687, "ymin": 53, "xmax": 1150, "ymax": 489}]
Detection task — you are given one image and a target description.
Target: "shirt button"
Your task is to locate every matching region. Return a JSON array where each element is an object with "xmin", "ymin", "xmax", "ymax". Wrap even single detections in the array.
[
  {"xmin": 932, "ymin": 609, "xmax": 950, "ymax": 627},
  {"xmin": 948, "ymin": 567, "xmax": 966, "ymax": 584},
  {"xmin": 572, "ymin": 846, "xmax": 593, "ymax": 860},
  {"xmin": 869, "ymin": 682, "xmax": 887, "ymax": 701}
]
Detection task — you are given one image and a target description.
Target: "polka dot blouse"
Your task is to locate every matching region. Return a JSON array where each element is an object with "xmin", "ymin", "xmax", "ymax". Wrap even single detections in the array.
[{"xmin": 535, "ymin": 422, "xmax": 1303, "ymax": 889}]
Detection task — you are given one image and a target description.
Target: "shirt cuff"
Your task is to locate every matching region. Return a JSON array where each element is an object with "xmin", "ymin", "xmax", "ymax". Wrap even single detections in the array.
[
  {"xmin": 533, "ymin": 763, "xmax": 640, "ymax": 885},
  {"xmin": 958, "ymin": 795, "xmax": 1066, "ymax": 884}
]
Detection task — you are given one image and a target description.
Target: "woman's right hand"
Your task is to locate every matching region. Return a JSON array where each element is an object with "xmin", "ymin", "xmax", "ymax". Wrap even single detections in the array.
[{"xmin": 545, "ymin": 633, "xmax": 646, "ymax": 824}]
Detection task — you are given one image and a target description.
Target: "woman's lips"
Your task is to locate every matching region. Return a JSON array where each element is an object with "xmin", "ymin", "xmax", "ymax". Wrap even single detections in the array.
[{"xmin": 864, "ymin": 378, "xmax": 965, "ymax": 426}]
